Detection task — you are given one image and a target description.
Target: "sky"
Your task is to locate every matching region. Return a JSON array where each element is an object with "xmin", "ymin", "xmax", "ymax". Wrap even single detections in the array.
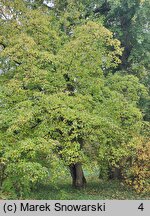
[{"xmin": 43, "ymin": 0, "xmax": 54, "ymax": 8}]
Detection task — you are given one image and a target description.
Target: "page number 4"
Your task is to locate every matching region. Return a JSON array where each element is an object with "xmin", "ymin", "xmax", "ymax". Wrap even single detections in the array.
[{"xmin": 138, "ymin": 203, "xmax": 144, "ymax": 211}]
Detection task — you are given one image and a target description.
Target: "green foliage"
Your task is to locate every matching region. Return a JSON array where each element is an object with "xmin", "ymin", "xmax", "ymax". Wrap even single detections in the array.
[
  {"xmin": 0, "ymin": 0, "xmax": 149, "ymax": 198},
  {"xmin": 106, "ymin": 73, "xmax": 147, "ymax": 101},
  {"xmin": 123, "ymin": 135, "xmax": 150, "ymax": 193},
  {"xmin": 2, "ymin": 162, "xmax": 48, "ymax": 198}
]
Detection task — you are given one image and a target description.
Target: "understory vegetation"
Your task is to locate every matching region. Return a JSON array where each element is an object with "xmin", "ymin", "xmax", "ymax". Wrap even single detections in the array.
[{"xmin": 1, "ymin": 171, "xmax": 149, "ymax": 200}]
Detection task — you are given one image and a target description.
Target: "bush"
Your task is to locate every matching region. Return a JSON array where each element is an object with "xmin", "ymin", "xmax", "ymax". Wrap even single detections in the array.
[
  {"xmin": 123, "ymin": 136, "xmax": 150, "ymax": 194},
  {"xmin": 1, "ymin": 161, "xmax": 49, "ymax": 198}
]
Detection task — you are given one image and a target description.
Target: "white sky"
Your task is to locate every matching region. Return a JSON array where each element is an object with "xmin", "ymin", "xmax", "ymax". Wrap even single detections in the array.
[{"xmin": 43, "ymin": 0, "xmax": 54, "ymax": 8}]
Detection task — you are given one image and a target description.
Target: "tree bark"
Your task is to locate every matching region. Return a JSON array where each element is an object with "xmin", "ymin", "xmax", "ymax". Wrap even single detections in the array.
[
  {"xmin": 108, "ymin": 167, "xmax": 123, "ymax": 180},
  {"xmin": 118, "ymin": 2, "xmax": 140, "ymax": 70},
  {"xmin": 69, "ymin": 162, "xmax": 86, "ymax": 189},
  {"xmin": 69, "ymin": 164, "xmax": 76, "ymax": 187}
]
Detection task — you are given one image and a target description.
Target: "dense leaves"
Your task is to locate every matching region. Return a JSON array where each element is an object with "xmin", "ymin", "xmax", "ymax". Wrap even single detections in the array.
[{"xmin": 0, "ymin": 0, "xmax": 149, "ymax": 197}]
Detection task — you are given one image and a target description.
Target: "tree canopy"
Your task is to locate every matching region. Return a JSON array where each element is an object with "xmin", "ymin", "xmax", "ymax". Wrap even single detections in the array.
[{"xmin": 0, "ymin": 0, "xmax": 149, "ymax": 197}]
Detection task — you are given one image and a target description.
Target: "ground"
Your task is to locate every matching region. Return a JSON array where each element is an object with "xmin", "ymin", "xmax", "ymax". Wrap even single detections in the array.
[
  {"xmin": 29, "ymin": 177, "xmax": 149, "ymax": 200},
  {"xmin": 1, "ymin": 173, "xmax": 149, "ymax": 200}
]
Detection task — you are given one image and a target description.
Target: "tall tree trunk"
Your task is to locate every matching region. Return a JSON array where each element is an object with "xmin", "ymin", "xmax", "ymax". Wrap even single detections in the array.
[
  {"xmin": 69, "ymin": 162, "xmax": 86, "ymax": 189},
  {"xmin": 120, "ymin": 30, "xmax": 133, "ymax": 70},
  {"xmin": 108, "ymin": 167, "xmax": 123, "ymax": 180},
  {"xmin": 69, "ymin": 164, "xmax": 76, "ymax": 187},
  {"xmin": 119, "ymin": 2, "xmax": 140, "ymax": 70}
]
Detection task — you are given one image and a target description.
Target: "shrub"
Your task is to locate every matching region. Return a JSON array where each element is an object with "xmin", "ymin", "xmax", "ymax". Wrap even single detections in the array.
[{"xmin": 123, "ymin": 136, "xmax": 150, "ymax": 194}]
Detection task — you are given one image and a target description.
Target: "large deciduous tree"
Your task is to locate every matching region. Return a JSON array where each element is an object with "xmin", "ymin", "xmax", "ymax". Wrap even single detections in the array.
[{"xmin": 0, "ymin": 0, "xmax": 149, "ymax": 196}]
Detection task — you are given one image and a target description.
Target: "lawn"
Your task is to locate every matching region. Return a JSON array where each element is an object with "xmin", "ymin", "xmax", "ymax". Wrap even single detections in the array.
[
  {"xmin": 28, "ymin": 176, "xmax": 149, "ymax": 200},
  {"xmin": 1, "ymin": 171, "xmax": 149, "ymax": 200}
]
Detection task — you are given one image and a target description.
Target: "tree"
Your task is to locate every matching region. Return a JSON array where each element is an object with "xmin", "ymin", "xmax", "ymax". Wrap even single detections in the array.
[
  {"xmin": 0, "ymin": 0, "xmax": 149, "ymax": 197},
  {"xmin": 106, "ymin": 0, "xmax": 150, "ymax": 122},
  {"xmin": 0, "ymin": 0, "xmax": 62, "ymax": 196},
  {"xmin": 84, "ymin": 0, "xmax": 150, "ymax": 121}
]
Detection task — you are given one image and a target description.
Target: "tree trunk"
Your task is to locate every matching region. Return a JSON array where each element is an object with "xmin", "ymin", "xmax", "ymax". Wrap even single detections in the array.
[
  {"xmin": 69, "ymin": 162, "xmax": 86, "ymax": 189},
  {"xmin": 119, "ymin": 2, "xmax": 140, "ymax": 70},
  {"xmin": 108, "ymin": 167, "xmax": 123, "ymax": 180},
  {"xmin": 69, "ymin": 164, "xmax": 76, "ymax": 187},
  {"xmin": 120, "ymin": 30, "xmax": 133, "ymax": 70}
]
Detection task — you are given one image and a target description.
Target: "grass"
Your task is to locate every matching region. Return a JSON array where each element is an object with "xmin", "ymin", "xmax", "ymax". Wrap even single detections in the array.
[
  {"xmin": 28, "ymin": 176, "xmax": 149, "ymax": 200},
  {"xmin": 1, "ymin": 172, "xmax": 149, "ymax": 200}
]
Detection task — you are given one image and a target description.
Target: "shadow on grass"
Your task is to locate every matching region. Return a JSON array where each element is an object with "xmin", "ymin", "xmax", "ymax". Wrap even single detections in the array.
[{"xmin": 29, "ymin": 176, "xmax": 150, "ymax": 200}]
